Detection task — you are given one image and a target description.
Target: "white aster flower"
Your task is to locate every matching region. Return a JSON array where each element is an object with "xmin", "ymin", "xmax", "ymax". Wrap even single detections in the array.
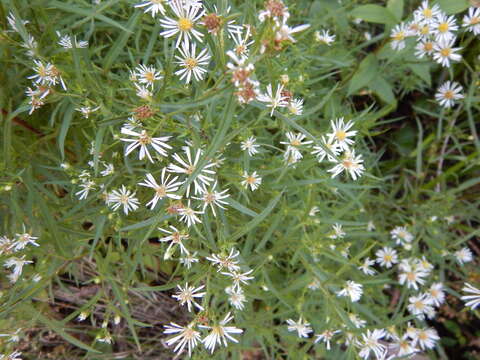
[
  {"xmin": 134, "ymin": 83, "xmax": 152, "ymax": 99},
  {"xmin": 336, "ymin": 280, "xmax": 363, "ymax": 302},
  {"xmin": 314, "ymin": 29, "xmax": 335, "ymax": 45},
  {"xmin": 139, "ymin": 169, "xmax": 182, "ymax": 209},
  {"xmin": 328, "ymin": 150, "xmax": 365, "ymax": 180},
  {"xmin": 76, "ymin": 105, "xmax": 100, "ymax": 119},
  {"xmin": 172, "ymin": 283, "xmax": 205, "ymax": 312},
  {"xmin": 107, "ymin": 185, "xmax": 140, "ymax": 215},
  {"xmin": 133, "ymin": 64, "xmax": 163, "ymax": 88},
  {"xmin": 158, "ymin": 225, "xmax": 189, "ymax": 255},
  {"xmin": 329, "ymin": 223, "xmax": 346, "ymax": 239},
  {"xmin": 413, "ymin": 1, "xmax": 441, "ymax": 24},
  {"xmin": 12, "ymin": 228, "xmax": 39, "ymax": 251},
  {"xmin": 358, "ymin": 329, "xmax": 386, "ymax": 360},
  {"xmin": 375, "ymin": 247, "xmax": 398, "ymax": 268},
  {"xmin": 286, "ymin": 317, "xmax": 313, "ymax": 338},
  {"xmin": 200, "ymin": 312, "xmax": 243, "ymax": 353},
  {"xmin": 427, "ymin": 282, "xmax": 445, "ymax": 307},
  {"xmin": 398, "ymin": 260, "xmax": 428, "ymax": 290},
  {"xmin": 415, "ymin": 39, "xmax": 435, "ymax": 58},
  {"xmin": 358, "ymin": 257, "xmax": 376, "ymax": 276},
  {"xmin": 432, "ymin": 14, "xmax": 458, "ymax": 42},
  {"xmin": 461, "ymin": 283, "xmax": 480, "ymax": 310},
  {"xmin": 327, "ymin": 117, "xmax": 357, "ymax": 151},
  {"xmin": 390, "ymin": 23, "xmax": 410, "ymax": 50},
  {"xmin": 56, "ymin": 32, "xmax": 89, "ymax": 49},
  {"xmin": 257, "ymin": 83, "xmax": 288, "ymax": 116},
  {"xmin": 390, "ymin": 226, "xmax": 414, "ymax": 245},
  {"xmin": 178, "ymin": 200, "xmax": 203, "ymax": 227},
  {"xmin": 160, "ymin": 0, "xmax": 204, "ymax": 47},
  {"xmin": 75, "ymin": 180, "xmax": 96, "ymax": 200},
  {"xmin": 174, "ymin": 41, "xmax": 211, "ymax": 83},
  {"xmin": 192, "ymin": 181, "xmax": 229, "ymax": 217},
  {"xmin": 280, "ymin": 132, "xmax": 313, "ymax": 162},
  {"xmin": 435, "ymin": 81, "xmax": 464, "ymax": 108},
  {"xmin": 388, "ymin": 334, "xmax": 419, "ymax": 358},
  {"xmin": 433, "ymin": 38, "xmax": 462, "ymax": 68},
  {"xmin": 164, "ymin": 322, "xmax": 201, "ymax": 357},
  {"xmin": 240, "ymin": 136, "xmax": 260, "ymax": 156},
  {"xmin": 230, "ymin": 25, "xmax": 254, "ymax": 57},
  {"xmin": 411, "ymin": 327, "xmax": 439, "ymax": 350},
  {"xmin": 241, "ymin": 171, "xmax": 262, "ymax": 191},
  {"xmin": 100, "ymin": 163, "xmax": 114, "ymax": 177},
  {"xmin": 454, "ymin": 247, "xmax": 473, "ymax": 265},
  {"xmin": 311, "ymin": 136, "xmax": 341, "ymax": 162},
  {"xmin": 135, "ymin": 0, "xmax": 169, "ymax": 17},
  {"xmin": 275, "ymin": 19, "xmax": 310, "ymax": 43},
  {"xmin": 225, "ymin": 286, "xmax": 247, "ymax": 310},
  {"xmin": 206, "ymin": 248, "xmax": 241, "ymax": 272},
  {"xmin": 4, "ymin": 255, "xmax": 33, "ymax": 283},
  {"xmin": 288, "ymin": 98, "xmax": 304, "ymax": 115},
  {"xmin": 408, "ymin": 293, "xmax": 435, "ymax": 320},
  {"xmin": 463, "ymin": 7, "xmax": 480, "ymax": 35},
  {"xmin": 167, "ymin": 146, "xmax": 216, "ymax": 196},
  {"xmin": 314, "ymin": 329, "xmax": 340, "ymax": 350},
  {"xmin": 180, "ymin": 251, "xmax": 199, "ymax": 269},
  {"xmin": 221, "ymin": 269, "xmax": 254, "ymax": 290},
  {"xmin": 348, "ymin": 313, "xmax": 367, "ymax": 328},
  {"xmin": 120, "ymin": 127, "xmax": 172, "ymax": 162}
]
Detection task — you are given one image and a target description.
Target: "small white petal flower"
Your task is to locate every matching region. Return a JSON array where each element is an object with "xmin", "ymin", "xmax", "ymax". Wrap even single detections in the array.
[
  {"xmin": 133, "ymin": 64, "xmax": 163, "ymax": 88},
  {"xmin": 120, "ymin": 127, "xmax": 172, "ymax": 162},
  {"xmin": 199, "ymin": 312, "xmax": 243, "ymax": 353},
  {"xmin": 314, "ymin": 329, "xmax": 341, "ymax": 350},
  {"xmin": 107, "ymin": 185, "xmax": 140, "ymax": 215},
  {"xmin": 192, "ymin": 181, "xmax": 229, "ymax": 217},
  {"xmin": 336, "ymin": 280, "xmax": 363, "ymax": 302},
  {"xmin": 225, "ymin": 286, "xmax": 247, "ymax": 310},
  {"xmin": 257, "ymin": 83, "xmax": 288, "ymax": 116},
  {"xmin": 314, "ymin": 29, "xmax": 335, "ymax": 45},
  {"xmin": 178, "ymin": 200, "xmax": 203, "ymax": 227},
  {"xmin": 240, "ymin": 136, "xmax": 260, "ymax": 156},
  {"xmin": 328, "ymin": 150, "xmax": 365, "ymax": 180},
  {"xmin": 172, "ymin": 283, "xmax": 205, "ymax": 312},
  {"xmin": 433, "ymin": 39, "xmax": 462, "ymax": 68},
  {"xmin": 158, "ymin": 225, "xmax": 189, "ymax": 255},
  {"xmin": 206, "ymin": 248, "xmax": 241, "ymax": 272},
  {"xmin": 286, "ymin": 317, "xmax": 313, "ymax": 338},
  {"xmin": 463, "ymin": 7, "xmax": 480, "ymax": 35},
  {"xmin": 135, "ymin": 0, "xmax": 169, "ymax": 17},
  {"xmin": 461, "ymin": 283, "xmax": 480, "ymax": 310},
  {"xmin": 138, "ymin": 169, "xmax": 182, "ymax": 209},
  {"xmin": 435, "ymin": 81, "xmax": 464, "ymax": 108},
  {"xmin": 160, "ymin": 0, "xmax": 204, "ymax": 47},
  {"xmin": 375, "ymin": 247, "xmax": 398, "ymax": 268},
  {"xmin": 164, "ymin": 322, "xmax": 201, "ymax": 357},
  {"xmin": 358, "ymin": 329, "xmax": 387, "ymax": 360},
  {"xmin": 454, "ymin": 247, "xmax": 473, "ymax": 265},
  {"xmin": 241, "ymin": 171, "xmax": 262, "ymax": 191},
  {"xmin": 221, "ymin": 269, "xmax": 254, "ymax": 290}
]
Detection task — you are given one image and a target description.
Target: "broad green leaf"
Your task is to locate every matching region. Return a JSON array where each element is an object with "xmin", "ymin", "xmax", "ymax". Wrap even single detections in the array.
[
  {"xmin": 437, "ymin": 0, "xmax": 469, "ymax": 14},
  {"xmin": 350, "ymin": 5, "xmax": 397, "ymax": 25},
  {"xmin": 347, "ymin": 54, "xmax": 379, "ymax": 95},
  {"xmin": 409, "ymin": 63, "xmax": 431, "ymax": 85},
  {"xmin": 387, "ymin": 0, "xmax": 404, "ymax": 21},
  {"xmin": 370, "ymin": 74, "xmax": 396, "ymax": 104}
]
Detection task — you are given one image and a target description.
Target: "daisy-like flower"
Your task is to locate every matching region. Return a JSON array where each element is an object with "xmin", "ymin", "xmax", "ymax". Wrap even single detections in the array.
[
  {"xmin": 311, "ymin": 136, "xmax": 340, "ymax": 162},
  {"xmin": 22, "ymin": 34, "xmax": 38, "ymax": 57},
  {"xmin": 200, "ymin": 312, "xmax": 243, "ymax": 353},
  {"xmin": 225, "ymin": 286, "xmax": 247, "ymax": 310},
  {"xmin": 348, "ymin": 313, "xmax": 367, "ymax": 328},
  {"xmin": 411, "ymin": 327, "xmax": 439, "ymax": 350},
  {"xmin": 358, "ymin": 258, "xmax": 376, "ymax": 276},
  {"xmin": 231, "ymin": 25, "xmax": 254, "ymax": 57},
  {"xmin": 408, "ymin": 293, "xmax": 435, "ymax": 320},
  {"xmin": 75, "ymin": 180, "xmax": 96, "ymax": 200},
  {"xmin": 138, "ymin": 170, "xmax": 182, "ymax": 209},
  {"xmin": 275, "ymin": 19, "xmax": 310, "ymax": 43},
  {"xmin": 0, "ymin": 329, "xmax": 21, "ymax": 343},
  {"xmin": 240, "ymin": 136, "xmax": 260, "ymax": 156},
  {"xmin": 315, "ymin": 329, "xmax": 341, "ymax": 350},
  {"xmin": 314, "ymin": 29, "xmax": 335, "ymax": 45},
  {"xmin": 327, "ymin": 117, "xmax": 357, "ymax": 151},
  {"xmin": 435, "ymin": 81, "xmax": 464, "ymax": 108},
  {"xmin": 375, "ymin": 247, "xmax": 398, "ymax": 268},
  {"xmin": 160, "ymin": 0, "xmax": 204, "ymax": 47},
  {"xmin": 336, "ymin": 280, "xmax": 363, "ymax": 302},
  {"xmin": 107, "ymin": 185, "xmax": 140, "ymax": 215},
  {"xmin": 180, "ymin": 251, "xmax": 199, "ymax": 269},
  {"xmin": 12, "ymin": 228, "xmax": 39, "ymax": 252},
  {"xmin": 135, "ymin": 0, "xmax": 169, "ymax": 17},
  {"xmin": 76, "ymin": 105, "xmax": 100, "ymax": 119},
  {"xmin": 388, "ymin": 334, "xmax": 418, "ymax": 358},
  {"xmin": 390, "ymin": 23, "xmax": 410, "ymax": 50},
  {"xmin": 0, "ymin": 236, "xmax": 13, "ymax": 256},
  {"xmin": 328, "ymin": 150, "xmax": 365, "ymax": 180},
  {"xmin": 286, "ymin": 317, "xmax": 313, "ymax": 338},
  {"xmin": 28, "ymin": 60, "xmax": 54, "ymax": 86},
  {"xmin": 257, "ymin": 83, "xmax": 288, "ymax": 116},
  {"xmin": 358, "ymin": 329, "xmax": 386, "ymax": 360},
  {"xmin": 280, "ymin": 132, "xmax": 313, "ymax": 162},
  {"xmin": 178, "ymin": 200, "xmax": 203, "ymax": 227},
  {"xmin": 222, "ymin": 269, "xmax": 254, "ymax": 290},
  {"xmin": 413, "ymin": 1, "xmax": 441, "ymax": 24},
  {"xmin": 133, "ymin": 64, "xmax": 162, "ymax": 88},
  {"xmin": 206, "ymin": 248, "xmax": 241, "ymax": 272},
  {"xmin": 167, "ymin": 146, "xmax": 216, "ymax": 196},
  {"xmin": 463, "ymin": 7, "xmax": 480, "ymax": 35},
  {"xmin": 329, "ymin": 223, "xmax": 346, "ymax": 239},
  {"xmin": 398, "ymin": 260, "xmax": 428, "ymax": 290},
  {"xmin": 432, "ymin": 14, "xmax": 458, "ymax": 42},
  {"xmin": 134, "ymin": 83, "xmax": 152, "ymax": 99},
  {"xmin": 226, "ymin": 51, "xmax": 255, "ymax": 87},
  {"xmin": 427, "ymin": 282, "xmax": 445, "ymax": 307},
  {"xmin": 390, "ymin": 226, "xmax": 414, "ymax": 245},
  {"xmin": 174, "ymin": 41, "xmax": 210, "ymax": 83},
  {"xmin": 454, "ymin": 247, "xmax": 473, "ymax": 265},
  {"xmin": 120, "ymin": 127, "xmax": 172, "ymax": 162},
  {"xmin": 4, "ymin": 256, "xmax": 33, "ymax": 283},
  {"xmin": 415, "ymin": 39, "xmax": 435, "ymax": 59},
  {"xmin": 56, "ymin": 32, "xmax": 88, "ymax": 49},
  {"xmin": 101, "ymin": 163, "xmax": 114, "ymax": 177},
  {"xmin": 172, "ymin": 283, "xmax": 205, "ymax": 312},
  {"xmin": 241, "ymin": 171, "xmax": 262, "ymax": 191},
  {"xmin": 461, "ymin": 283, "xmax": 480, "ymax": 310},
  {"xmin": 192, "ymin": 181, "xmax": 229, "ymax": 217},
  {"xmin": 258, "ymin": 0, "xmax": 289, "ymax": 23},
  {"xmin": 158, "ymin": 225, "xmax": 189, "ymax": 255},
  {"xmin": 164, "ymin": 322, "xmax": 201, "ymax": 357},
  {"xmin": 416, "ymin": 256, "xmax": 434, "ymax": 273},
  {"xmin": 433, "ymin": 38, "xmax": 462, "ymax": 68},
  {"xmin": 288, "ymin": 98, "xmax": 304, "ymax": 115}
]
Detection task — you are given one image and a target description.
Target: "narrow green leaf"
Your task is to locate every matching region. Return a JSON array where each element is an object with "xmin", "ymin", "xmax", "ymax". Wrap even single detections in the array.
[
  {"xmin": 437, "ymin": 0, "xmax": 469, "ymax": 14},
  {"xmin": 58, "ymin": 104, "xmax": 75, "ymax": 160},
  {"xmin": 347, "ymin": 54, "xmax": 379, "ymax": 95}
]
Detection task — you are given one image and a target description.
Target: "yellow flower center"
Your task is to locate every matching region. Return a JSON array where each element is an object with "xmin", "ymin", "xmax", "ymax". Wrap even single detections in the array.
[
  {"xmin": 156, "ymin": 186, "xmax": 167, "ymax": 198},
  {"xmin": 438, "ymin": 22, "xmax": 449, "ymax": 33},
  {"xmin": 178, "ymin": 17, "xmax": 193, "ymax": 32},
  {"xmin": 246, "ymin": 176, "xmax": 256, "ymax": 184},
  {"xmin": 471, "ymin": 17, "xmax": 480, "ymax": 25},
  {"xmin": 291, "ymin": 139, "xmax": 301, "ymax": 146},
  {"xmin": 185, "ymin": 57, "xmax": 198, "ymax": 70},
  {"xmin": 424, "ymin": 42, "xmax": 433, "ymax": 51},
  {"xmin": 393, "ymin": 31, "xmax": 405, "ymax": 41},
  {"xmin": 145, "ymin": 71, "xmax": 155, "ymax": 82},
  {"xmin": 384, "ymin": 255, "xmax": 392, "ymax": 262},
  {"xmin": 139, "ymin": 131, "xmax": 152, "ymax": 145},
  {"xmin": 440, "ymin": 48, "xmax": 451, "ymax": 57},
  {"xmin": 444, "ymin": 90, "xmax": 454, "ymax": 99},
  {"xmin": 423, "ymin": 8, "xmax": 433, "ymax": 18},
  {"xmin": 336, "ymin": 130, "xmax": 347, "ymax": 141},
  {"xmin": 186, "ymin": 165, "xmax": 195, "ymax": 175},
  {"xmin": 407, "ymin": 272, "xmax": 416, "ymax": 281},
  {"xmin": 414, "ymin": 300, "xmax": 425, "ymax": 310},
  {"xmin": 120, "ymin": 194, "xmax": 130, "ymax": 204},
  {"xmin": 420, "ymin": 25, "xmax": 430, "ymax": 35},
  {"xmin": 342, "ymin": 159, "xmax": 353, "ymax": 169}
]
